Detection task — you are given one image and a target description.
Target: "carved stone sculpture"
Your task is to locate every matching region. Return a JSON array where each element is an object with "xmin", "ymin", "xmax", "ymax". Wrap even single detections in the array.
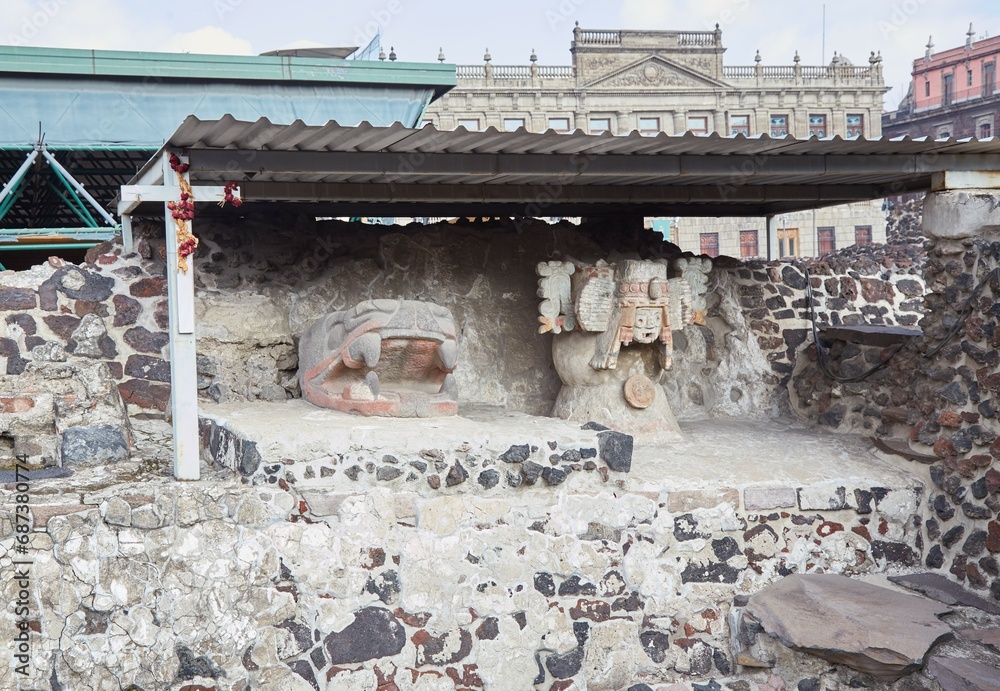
[
  {"xmin": 538, "ymin": 258, "xmax": 711, "ymax": 371},
  {"xmin": 537, "ymin": 257, "xmax": 713, "ymax": 438},
  {"xmin": 299, "ymin": 299, "xmax": 458, "ymax": 417}
]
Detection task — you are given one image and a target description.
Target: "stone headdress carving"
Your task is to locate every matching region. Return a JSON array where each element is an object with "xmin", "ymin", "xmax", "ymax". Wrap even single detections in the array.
[{"xmin": 537, "ymin": 257, "xmax": 712, "ymax": 371}]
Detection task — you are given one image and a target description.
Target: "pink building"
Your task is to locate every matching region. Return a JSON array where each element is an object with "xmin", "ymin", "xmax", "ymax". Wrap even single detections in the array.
[{"xmin": 883, "ymin": 25, "xmax": 999, "ymax": 139}]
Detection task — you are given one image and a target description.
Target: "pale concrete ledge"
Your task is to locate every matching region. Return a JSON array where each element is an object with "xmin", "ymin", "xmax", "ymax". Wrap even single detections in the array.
[{"xmin": 198, "ymin": 400, "xmax": 924, "ymax": 516}]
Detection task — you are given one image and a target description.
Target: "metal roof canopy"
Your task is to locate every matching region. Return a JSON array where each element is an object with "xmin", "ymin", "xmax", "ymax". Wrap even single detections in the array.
[
  {"xmin": 122, "ymin": 117, "xmax": 1000, "ymax": 481},
  {"xmin": 124, "ymin": 115, "xmax": 1000, "ymax": 219}
]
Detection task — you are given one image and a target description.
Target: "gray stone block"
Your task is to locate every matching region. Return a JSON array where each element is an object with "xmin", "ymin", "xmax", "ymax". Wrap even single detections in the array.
[
  {"xmin": 61, "ymin": 425, "xmax": 128, "ymax": 466},
  {"xmin": 744, "ymin": 487, "xmax": 797, "ymax": 511}
]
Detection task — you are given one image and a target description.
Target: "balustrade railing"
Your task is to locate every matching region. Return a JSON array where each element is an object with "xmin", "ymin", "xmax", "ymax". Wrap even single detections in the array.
[
  {"xmin": 677, "ymin": 31, "xmax": 718, "ymax": 46},
  {"xmin": 455, "ymin": 64, "xmax": 575, "ymax": 80},
  {"xmin": 456, "ymin": 65, "xmax": 485, "ymax": 78},
  {"xmin": 723, "ymin": 64, "xmax": 877, "ymax": 81},
  {"xmin": 577, "ymin": 29, "xmax": 621, "ymax": 45}
]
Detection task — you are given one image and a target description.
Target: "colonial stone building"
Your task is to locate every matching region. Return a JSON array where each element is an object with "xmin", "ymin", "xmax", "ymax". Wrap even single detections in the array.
[
  {"xmin": 882, "ymin": 25, "xmax": 1000, "ymax": 139},
  {"xmin": 424, "ymin": 24, "xmax": 887, "ymax": 140},
  {"xmin": 662, "ymin": 201, "xmax": 889, "ymax": 261},
  {"xmin": 423, "ymin": 25, "xmax": 889, "ymax": 258}
]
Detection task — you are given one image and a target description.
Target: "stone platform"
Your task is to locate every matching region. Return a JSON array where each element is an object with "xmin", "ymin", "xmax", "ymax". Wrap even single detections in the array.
[
  {"xmin": 199, "ymin": 400, "xmax": 923, "ymax": 509},
  {"xmin": 1, "ymin": 409, "xmax": 936, "ymax": 690}
]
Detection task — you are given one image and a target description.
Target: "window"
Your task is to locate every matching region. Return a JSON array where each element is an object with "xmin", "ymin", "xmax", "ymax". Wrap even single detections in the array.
[
  {"xmin": 808, "ymin": 115, "xmax": 827, "ymax": 137},
  {"xmin": 730, "ymin": 114, "xmax": 751, "ymax": 136},
  {"xmin": 739, "ymin": 230, "xmax": 759, "ymax": 258},
  {"xmin": 777, "ymin": 227, "xmax": 799, "ymax": 258},
  {"xmin": 638, "ymin": 117, "xmax": 660, "ymax": 135},
  {"xmin": 770, "ymin": 115, "xmax": 788, "ymax": 137},
  {"xmin": 943, "ymin": 73, "xmax": 954, "ymax": 106},
  {"xmin": 981, "ymin": 123, "xmax": 992, "ymax": 138},
  {"xmin": 925, "ymin": 81, "xmax": 931, "ymax": 97},
  {"xmin": 818, "ymin": 227, "xmax": 836, "ymax": 255},
  {"xmin": 503, "ymin": 118, "xmax": 526, "ymax": 132},
  {"xmin": 855, "ymin": 225, "xmax": 872, "ymax": 246},
  {"xmin": 968, "ymin": 69, "xmax": 974, "ymax": 87},
  {"xmin": 699, "ymin": 233, "xmax": 719, "ymax": 257},
  {"xmin": 687, "ymin": 116, "xmax": 709, "ymax": 134},
  {"xmin": 846, "ymin": 114, "xmax": 864, "ymax": 138},
  {"xmin": 985, "ymin": 62, "xmax": 996, "ymax": 97},
  {"xmin": 548, "ymin": 117, "xmax": 570, "ymax": 133},
  {"xmin": 457, "ymin": 118, "xmax": 480, "ymax": 131},
  {"xmin": 589, "ymin": 117, "xmax": 612, "ymax": 134}
]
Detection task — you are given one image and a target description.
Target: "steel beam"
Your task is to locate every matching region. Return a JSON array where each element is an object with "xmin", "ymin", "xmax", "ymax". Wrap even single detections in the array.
[
  {"xmin": 40, "ymin": 147, "xmax": 118, "ymax": 227},
  {"xmin": 241, "ymin": 180, "xmax": 896, "ymax": 205},
  {"xmin": 187, "ymin": 149, "xmax": 1000, "ymax": 180},
  {"xmin": 0, "ymin": 149, "xmax": 38, "ymax": 221}
]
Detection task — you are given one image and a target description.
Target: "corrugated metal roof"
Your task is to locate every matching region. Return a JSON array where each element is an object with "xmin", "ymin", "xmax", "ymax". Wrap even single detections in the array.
[
  {"xmin": 166, "ymin": 115, "xmax": 1000, "ymax": 156},
  {"xmin": 127, "ymin": 116, "xmax": 1000, "ymax": 217}
]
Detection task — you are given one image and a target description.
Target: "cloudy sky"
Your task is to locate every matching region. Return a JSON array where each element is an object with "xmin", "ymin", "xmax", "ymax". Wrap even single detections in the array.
[{"xmin": 3, "ymin": 0, "xmax": 998, "ymax": 109}]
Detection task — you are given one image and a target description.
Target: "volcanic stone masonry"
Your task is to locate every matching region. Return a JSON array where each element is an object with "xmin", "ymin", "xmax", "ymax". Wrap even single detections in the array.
[{"xmin": 3, "ymin": 198, "xmax": 1000, "ymax": 689}]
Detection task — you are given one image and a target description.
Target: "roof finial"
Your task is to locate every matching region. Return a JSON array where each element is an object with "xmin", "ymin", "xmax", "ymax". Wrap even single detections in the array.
[
  {"xmin": 754, "ymin": 49, "xmax": 762, "ymax": 63},
  {"xmin": 483, "ymin": 47, "xmax": 492, "ymax": 62},
  {"xmin": 438, "ymin": 47, "xmax": 445, "ymax": 62},
  {"xmin": 378, "ymin": 47, "xmax": 386, "ymax": 61},
  {"xmin": 388, "ymin": 46, "xmax": 397, "ymax": 61},
  {"xmin": 530, "ymin": 48, "xmax": 537, "ymax": 63},
  {"xmin": 794, "ymin": 50, "xmax": 800, "ymax": 64},
  {"xmin": 925, "ymin": 35, "xmax": 934, "ymax": 59},
  {"xmin": 967, "ymin": 22, "xmax": 976, "ymax": 48}
]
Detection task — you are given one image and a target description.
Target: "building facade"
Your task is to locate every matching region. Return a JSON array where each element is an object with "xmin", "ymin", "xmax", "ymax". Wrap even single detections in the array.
[
  {"xmin": 423, "ymin": 25, "xmax": 889, "ymax": 259},
  {"xmin": 424, "ymin": 25, "xmax": 887, "ymax": 140},
  {"xmin": 656, "ymin": 201, "xmax": 888, "ymax": 260},
  {"xmin": 883, "ymin": 25, "xmax": 1000, "ymax": 139}
]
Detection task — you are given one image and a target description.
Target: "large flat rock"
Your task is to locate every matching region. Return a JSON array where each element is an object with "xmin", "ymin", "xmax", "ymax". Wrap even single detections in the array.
[
  {"xmin": 926, "ymin": 655, "xmax": 1000, "ymax": 691},
  {"xmin": 746, "ymin": 574, "xmax": 952, "ymax": 681},
  {"xmin": 958, "ymin": 628, "xmax": 1000, "ymax": 652},
  {"xmin": 889, "ymin": 572, "xmax": 1000, "ymax": 615}
]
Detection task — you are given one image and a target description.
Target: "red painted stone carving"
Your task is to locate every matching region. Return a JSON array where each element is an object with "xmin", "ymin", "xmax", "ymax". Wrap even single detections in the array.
[{"xmin": 299, "ymin": 300, "xmax": 458, "ymax": 417}]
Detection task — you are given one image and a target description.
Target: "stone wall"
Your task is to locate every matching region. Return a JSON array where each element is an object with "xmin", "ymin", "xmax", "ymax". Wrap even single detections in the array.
[
  {"xmin": 0, "ymin": 248, "xmax": 172, "ymax": 467},
  {"xmin": 0, "ymin": 415, "xmax": 925, "ymax": 690},
  {"xmin": 166, "ymin": 215, "xmax": 778, "ymax": 421},
  {"xmin": 0, "ymin": 216, "xmax": 784, "ymax": 469},
  {"xmin": 734, "ymin": 243, "xmax": 926, "ymax": 422},
  {"xmin": 783, "ymin": 190, "xmax": 1000, "ymax": 603}
]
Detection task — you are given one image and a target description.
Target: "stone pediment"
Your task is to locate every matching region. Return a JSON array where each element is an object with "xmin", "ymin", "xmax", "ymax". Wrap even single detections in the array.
[{"xmin": 584, "ymin": 55, "xmax": 726, "ymax": 89}]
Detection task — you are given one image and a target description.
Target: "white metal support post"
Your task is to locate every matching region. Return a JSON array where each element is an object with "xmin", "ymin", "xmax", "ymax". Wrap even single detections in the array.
[{"xmin": 161, "ymin": 151, "xmax": 200, "ymax": 480}]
